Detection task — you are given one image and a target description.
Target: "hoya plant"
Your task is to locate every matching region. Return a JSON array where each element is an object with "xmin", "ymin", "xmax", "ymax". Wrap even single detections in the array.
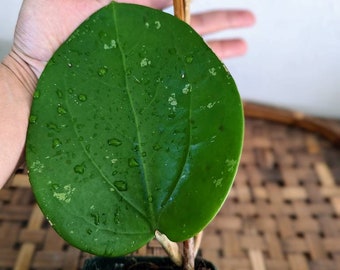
[{"xmin": 26, "ymin": 1, "xmax": 243, "ymax": 269}]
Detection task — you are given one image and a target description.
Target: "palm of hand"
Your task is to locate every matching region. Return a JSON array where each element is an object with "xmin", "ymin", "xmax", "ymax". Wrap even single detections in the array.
[
  {"xmin": 12, "ymin": 0, "xmax": 172, "ymax": 78},
  {"xmin": 13, "ymin": 0, "xmax": 112, "ymax": 77}
]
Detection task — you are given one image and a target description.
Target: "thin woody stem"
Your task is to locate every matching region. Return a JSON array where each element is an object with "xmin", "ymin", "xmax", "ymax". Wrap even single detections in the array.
[
  {"xmin": 155, "ymin": 230, "xmax": 183, "ymax": 266},
  {"xmin": 184, "ymin": 0, "xmax": 191, "ymax": 24},
  {"xmin": 193, "ymin": 231, "xmax": 203, "ymax": 257},
  {"xmin": 183, "ymin": 237, "xmax": 195, "ymax": 270},
  {"xmin": 173, "ymin": 0, "xmax": 191, "ymax": 24},
  {"xmin": 173, "ymin": 0, "xmax": 184, "ymax": 21}
]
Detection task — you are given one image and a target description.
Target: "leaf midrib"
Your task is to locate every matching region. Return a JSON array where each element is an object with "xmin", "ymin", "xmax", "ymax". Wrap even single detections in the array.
[{"xmin": 112, "ymin": 4, "xmax": 156, "ymax": 228}]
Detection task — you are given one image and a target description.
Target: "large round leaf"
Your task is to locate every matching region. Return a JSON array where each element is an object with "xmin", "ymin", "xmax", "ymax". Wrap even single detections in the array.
[{"xmin": 26, "ymin": 2, "xmax": 243, "ymax": 257}]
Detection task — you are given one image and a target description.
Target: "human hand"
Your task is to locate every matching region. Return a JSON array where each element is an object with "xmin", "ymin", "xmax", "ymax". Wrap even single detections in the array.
[
  {"xmin": 0, "ymin": 0, "xmax": 254, "ymax": 188},
  {"xmin": 191, "ymin": 10, "xmax": 255, "ymax": 58}
]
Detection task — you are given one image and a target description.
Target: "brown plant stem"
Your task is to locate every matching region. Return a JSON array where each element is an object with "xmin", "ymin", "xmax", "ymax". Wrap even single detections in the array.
[
  {"xmin": 193, "ymin": 231, "xmax": 203, "ymax": 257},
  {"xmin": 173, "ymin": 0, "xmax": 191, "ymax": 24},
  {"xmin": 155, "ymin": 230, "xmax": 183, "ymax": 266},
  {"xmin": 183, "ymin": 237, "xmax": 195, "ymax": 270}
]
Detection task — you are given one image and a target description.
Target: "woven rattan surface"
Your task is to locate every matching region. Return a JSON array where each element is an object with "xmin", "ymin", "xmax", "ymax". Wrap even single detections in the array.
[{"xmin": 1, "ymin": 117, "xmax": 340, "ymax": 270}]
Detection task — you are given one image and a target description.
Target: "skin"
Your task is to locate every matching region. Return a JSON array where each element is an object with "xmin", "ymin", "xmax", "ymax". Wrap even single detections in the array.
[{"xmin": 0, "ymin": 0, "xmax": 255, "ymax": 188}]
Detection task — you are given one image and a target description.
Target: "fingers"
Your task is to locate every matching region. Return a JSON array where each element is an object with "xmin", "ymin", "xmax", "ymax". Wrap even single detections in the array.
[
  {"xmin": 207, "ymin": 39, "xmax": 247, "ymax": 59},
  {"xmin": 191, "ymin": 10, "xmax": 255, "ymax": 35},
  {"xmin": 190, "ymin": 10, "xmax": 255, "ymax": 59},
  {"xmin": 116, "ymin": 0, "xmax": 172, "ymax": 10}
]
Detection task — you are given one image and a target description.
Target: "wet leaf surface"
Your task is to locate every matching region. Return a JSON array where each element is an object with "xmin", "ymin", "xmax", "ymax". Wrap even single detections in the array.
[{"xmin": 26, "ymin": 2, "xmax": 243, "ymax": 256}]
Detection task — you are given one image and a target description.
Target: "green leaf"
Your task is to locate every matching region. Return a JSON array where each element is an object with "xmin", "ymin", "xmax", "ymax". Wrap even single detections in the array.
[{"xmin": 26, "ymin": 2, "xmax": 243, "ymax": 257}]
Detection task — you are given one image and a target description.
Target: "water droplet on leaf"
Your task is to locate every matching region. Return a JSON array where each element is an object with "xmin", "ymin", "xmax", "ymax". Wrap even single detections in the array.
[
  {"xmin": 47, "ymin": 123, "xmax": 58, "ymax": 131},
  {"xmin": 128, "ymin": 158, "xmax": 139, "ymax": 168},
  {"xmin": 104, "ymin": 39, "xmax": 117, "ymax": 50},
  {"xmin": 78, "ymin": 94, "xmax": 87, "ymax": 102},
  {"xmin": 56, "ymin": 89, "xmax": 63, "ymax": 98},
  {"xmin": 154, "ymin": 21, "xmax": 161, "ymax": 29},
  {"xmin": 114, "ymin": 181, "xmax": 128, "ymax": 191},
  {"xmin": 108, "ymin": 138, "xmax": 122, "ymax": 146},
  {"xmin": 52, "ymin": 138, "xmax": 62, "ymax": 148},
  {"xmin": 185, "ymin": 56, "xmax": 193, "ymax": 63},
  {"xmin": 85, "ymin": 145, "xmax": 91, "ymax": 152},
  {"xmin": 168, "ymin": 93, "xmax": 177, "ymax": 106},
  {"xmin": 29, "ymin": 115, "xmax": 37, "ymax": 124},
  {"xmin": 74, "ymin": 164, "xmax": 85, "ymax": 174},
  {"xmin": 52, "ymin": 183, "xmax": 60, "ymax": 190},
  {"xmin": 182, "ymin": 83, "xmax": 192, "ymax": 94},
  {"xmin": 97, "ymin": 66, "xmax": 108, "ymax": 77},
  {"xmin": 168, "ymin": 112, "xmax": 176, "ymax": 119},
  {"xmin": 140, "ymin": 58, "xmax": 151, "ymax": 67},
  {"xmin": 114, "ymin": 208, "xmax": 120, "ymax": 224},
  {"xmin": 91, "ymin": 212, "xmax": 100, "ymax": 225},
  {"xmin": 57, "ymin": 105, "xmax": 67, "ymax": 115},
  {"xmin": 153, "ymin": 144, "xmax": 161, "ymax": 151},
  {"xmin": 33, "ymin": 90, "xmax": 40, "ymax": 99},
  {"xmin": 209, "ymin": 67, "xmax": 217, "ymax": 76}
]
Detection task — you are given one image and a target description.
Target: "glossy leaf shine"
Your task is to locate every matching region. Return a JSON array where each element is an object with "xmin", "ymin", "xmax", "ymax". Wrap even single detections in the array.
[{"xmin": 26, "ymin": 3, "xmax": 243, "ymax": 257}]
